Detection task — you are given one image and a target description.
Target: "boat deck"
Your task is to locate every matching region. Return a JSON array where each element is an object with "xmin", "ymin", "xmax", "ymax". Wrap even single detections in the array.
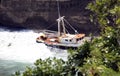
[{"xmin": 44, "ymin": 37, "xmax": 91, "ymax": 48}]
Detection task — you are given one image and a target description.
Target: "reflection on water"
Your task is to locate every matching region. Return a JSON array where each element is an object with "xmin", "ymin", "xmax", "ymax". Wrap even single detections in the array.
[{"xmin": 0, "ymin": 27, "xmax": 68, "ymax": 76}]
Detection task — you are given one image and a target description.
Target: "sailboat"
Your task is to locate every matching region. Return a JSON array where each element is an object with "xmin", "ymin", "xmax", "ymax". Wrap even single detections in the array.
[{"xmin": 36, "ymin": 1, "xmax": 86, "ymax": 48}]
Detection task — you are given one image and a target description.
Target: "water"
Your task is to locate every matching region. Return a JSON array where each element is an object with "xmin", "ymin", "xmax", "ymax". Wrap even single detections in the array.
[
  {"xmin": 0, "ymin": 27, "xmax": 68, "ymax": 76},
  {"xmin": 0, "ymin": 60, "xmax": 32, "ymax": 76}
]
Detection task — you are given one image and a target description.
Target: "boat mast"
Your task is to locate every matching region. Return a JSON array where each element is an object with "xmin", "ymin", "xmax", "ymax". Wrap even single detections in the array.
[
  {"xmin": 61, "ymin": 16, "xmax": 66, "ymax": 35},
  {"xmin": 57, "ymin": 0, "xmax": 66, "ymax": 36},
  {"xmin": 57, "ymin": 0, "xmax": 61, "ymax": 18},
  {"xmin": 57, "ymin": 0, "xmax": 61, "ymax": 37}
]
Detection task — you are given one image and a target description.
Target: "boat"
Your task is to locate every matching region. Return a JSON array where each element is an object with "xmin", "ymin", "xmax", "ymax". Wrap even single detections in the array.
[{"xmin": 36, "ymin": 1, "xmax": 86, "ymax": 48}]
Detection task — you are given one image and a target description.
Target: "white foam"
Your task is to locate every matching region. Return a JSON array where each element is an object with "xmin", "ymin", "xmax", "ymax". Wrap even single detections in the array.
[{"xmin": 0, "ymin": 29, "xmax": 67, "ymax": 63}]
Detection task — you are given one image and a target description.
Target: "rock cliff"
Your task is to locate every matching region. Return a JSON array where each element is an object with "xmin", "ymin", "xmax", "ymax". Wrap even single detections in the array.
[{"xmin": 0, "ymin": 0, "xmax": 97, "ymax": 34}]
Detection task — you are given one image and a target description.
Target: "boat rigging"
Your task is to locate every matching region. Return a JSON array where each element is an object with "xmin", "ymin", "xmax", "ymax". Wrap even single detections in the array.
[{"xmin": 36, "ymin": 0, "xmax": 86, "ymax": 48}]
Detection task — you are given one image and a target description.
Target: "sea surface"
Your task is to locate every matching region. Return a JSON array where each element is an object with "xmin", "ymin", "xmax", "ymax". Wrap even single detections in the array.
[{"xmin": 0, "ymin": 26, "xmax": 68, "ymax": 76}]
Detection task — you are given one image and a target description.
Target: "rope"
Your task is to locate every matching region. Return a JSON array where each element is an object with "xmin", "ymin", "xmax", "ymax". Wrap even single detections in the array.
[
  {"xmin": 64, "ymin": 18, "xmax": 79, "ymax": 34},
  {"xmin": 46, "ymin": 22, "xmax": 57, "ymax": 30},
  {"xmin": 65, "ymin": 26, "xmax": 70, "ymax": 34}
]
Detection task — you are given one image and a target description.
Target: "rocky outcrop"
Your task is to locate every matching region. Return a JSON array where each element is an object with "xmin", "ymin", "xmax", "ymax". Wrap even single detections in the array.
[{"xmin": 0, "ymin": 0, "xmax": 97, "ymax": 34}]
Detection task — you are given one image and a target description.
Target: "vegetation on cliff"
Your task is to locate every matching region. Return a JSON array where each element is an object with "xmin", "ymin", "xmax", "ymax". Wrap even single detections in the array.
[{"xmin": 13, "ymin": 0, "xmax": 120, "ymax": 76}]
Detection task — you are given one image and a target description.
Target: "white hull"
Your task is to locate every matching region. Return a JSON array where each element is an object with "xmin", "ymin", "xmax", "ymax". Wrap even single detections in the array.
[
  {"xmin": 44, "ymin": 37, "xmax": 90, "ymax": 48},
  {"xmin": 45, "ymin": 42, "xmax": 82, "ymax": 48}
]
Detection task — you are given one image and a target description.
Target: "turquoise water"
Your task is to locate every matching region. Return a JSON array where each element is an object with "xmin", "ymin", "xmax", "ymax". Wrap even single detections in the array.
[{"xmin": 0, "ymin": 60, "xmax": 31, "ymax": 76}]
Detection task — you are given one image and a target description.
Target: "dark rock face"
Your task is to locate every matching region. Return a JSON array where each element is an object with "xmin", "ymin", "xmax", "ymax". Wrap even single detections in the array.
[{"xmin": 0, "ymin": 0, "xmax": 97, "ymax": 34}]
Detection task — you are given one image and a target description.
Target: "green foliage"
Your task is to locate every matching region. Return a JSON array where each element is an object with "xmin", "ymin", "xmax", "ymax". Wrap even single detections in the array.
[
  {"xmin": 67, "ymin": 27, "xmax": 120, "ymax": 76},
  {"xmin": 13, "ymin": 58, "xmax": 68, "ymax": 76},
  {"xmin": 67, "ymin": 41, "xmax": 91, "ymax": 69},
  {"xmin": 79, "ymin": 31, "xmax": 120, "ymax": 76},
  {"xmin": 81, "ymin": 0, "xmax": 120, "ymax": 75},
  {"xmin": 87, "ymin": 0, "xmax": 120, "ymax": 29},
  {"xmin": 12, "ymin": 71, "xmax": 21, "ymax": 76}
]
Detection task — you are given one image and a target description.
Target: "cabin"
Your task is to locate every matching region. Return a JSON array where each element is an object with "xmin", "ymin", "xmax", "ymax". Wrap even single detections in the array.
[
  {"xmin": 59, "ymin": 37, "xmax": 76, "ymax": 44},
  {"xmin": 59, "ymin": 34, "xmax": 85, "ymax": 44}
]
